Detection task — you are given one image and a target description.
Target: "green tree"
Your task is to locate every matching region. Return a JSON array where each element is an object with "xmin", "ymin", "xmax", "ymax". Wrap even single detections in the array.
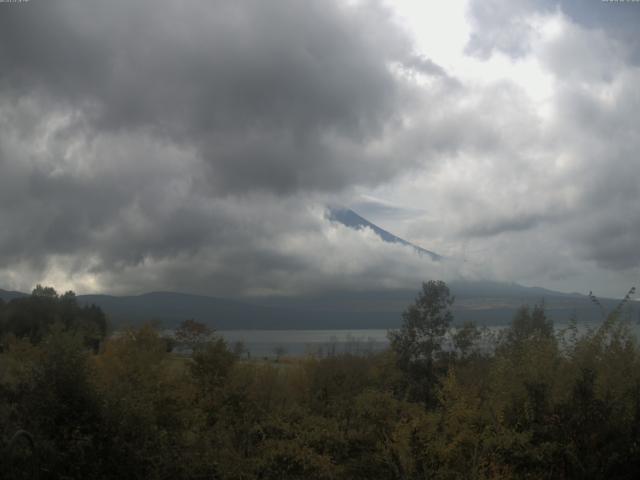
[
  {"xmin": 94, "ymin": 324, "xmax": 201, "ymax": 479},
  {"xmin": 31, "ymin": 284, "xmax": 58, "ymax": 299},
  {"xmin": 388, "ymin": 280, "xmax": 454, "ymax": 406},
  {"xmin": 190, "ymin": 337, "xmax": 237, "ymax": 395},
  {"xmin": 2, "ymin": 326, "xmax": 103, "ymax": 478},
  {"xmin": 503, "ymin": 304, "xmax": 553, "ymax": 349},
  {"xmin": 453, "ymin": 320, "xmax": 482, "ymax": 360},
  {"xmin": 0, "ymin": 286, "xmax": 106, "ymax": 347}
]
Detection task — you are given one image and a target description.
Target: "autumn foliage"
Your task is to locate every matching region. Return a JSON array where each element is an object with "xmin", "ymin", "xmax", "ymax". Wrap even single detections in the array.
[{"xmin": 1, "ymin": 283, "xmax": 640, "ymax": 479}]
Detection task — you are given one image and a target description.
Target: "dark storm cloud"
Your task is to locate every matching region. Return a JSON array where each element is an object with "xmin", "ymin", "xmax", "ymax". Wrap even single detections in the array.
[
  {"xmin": 574, "ymin": 213, "xmax": 640, "ymax": 271},
  {"xmin": 0, "ymin": 0, "xmax": 418, "ymax": 194},
  {"xmin": 2, "ymin": 0, "xmax": 638, "ymax": 296},
  {"xmin": 0, "ymin": 0, "xmax": 458, "ymax": 294},
  {"xmin": 551, "ymin": 81, "xmax": 640, "ymax": 272}
]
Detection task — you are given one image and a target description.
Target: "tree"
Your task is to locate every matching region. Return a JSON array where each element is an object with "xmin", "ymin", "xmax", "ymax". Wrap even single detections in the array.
[
  {"xmin": 1, "ymin": 286, "xmax": 107, "ymax": 346},
  {"xmin": 8, "ymin": 326, "xmax": 104, "ymax": 478},
  {"xmin": 453, "ymin": 321, "xmax": 482, "ymax": 359},
  {"xmin": 503, "ymin": 304, "xmax": 553, "ymax": 348},
  {"xmin": 31, "ymin": 284, "xmax": 58, "ymax": 299},
  {"xmin": 175, "ymin": 319, "xmax": 212, "ymax": 351},
  {"xmin": 273, "ymin": 345, "xmax": 287, "ymax": 362},
  {"xmin": 190, "ymin": 337, "xmax": 237, "ymax": 401},
  {"xmin": 388, "ymin": 280, "xmax": 454, "ymax": 406}
]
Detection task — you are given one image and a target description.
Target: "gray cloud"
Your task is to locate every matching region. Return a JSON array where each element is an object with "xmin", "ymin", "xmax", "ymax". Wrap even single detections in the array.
[
  {"xmin": 1, "ymin": 0, "xmax": 639, "ymax": 298},
  {"xmin": 448, "ymin": 0, "xmax": 640, "ymax": 281},
  {"xmin": 465, "ymin": 0, "xmax": 550, "ymax": 59},
  {"xmin": 403, "ymin": 55, "xmax": 449, "ymax": 77},
  {"xmin": 551, "ymin": 78, "xmax": 640, "ymax": 273},
  {"xmin": 460, "ymin": 213, "xmax": 550, "ymax": 238},
  {"xmin": 0, "ymin": 0, "xmax": 421, "ymax": 195},
  {"xmin": 0, "ymin": 0, "xmax": 467, "ymax": 296},
  {"xmin": 466, "ymin": 0, "xmax": 640, "ymax": 62}
]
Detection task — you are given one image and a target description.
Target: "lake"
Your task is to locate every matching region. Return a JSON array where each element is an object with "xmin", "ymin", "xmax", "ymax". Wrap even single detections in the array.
[
  {"xmin": 217, "ymin": 320, "xmax": 640, "ymax": 358},
  {"xmin": 217, "ymin": 329, "xmax": 390, "ymax": 358}
]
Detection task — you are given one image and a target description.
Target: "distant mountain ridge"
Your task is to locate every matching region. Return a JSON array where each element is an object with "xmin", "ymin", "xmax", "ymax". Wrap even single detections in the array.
[
  {"xmin": 327, "ymin": 207, "xmax": 442, "ymax": 260},
  {"xmin": 2, "ymin": 284, "xmax": 630, "ymax": 330},
  {"xmin": 0, "ymin": 288, "xmax": 28, "ymax": 301},
  {"xmin": 1, "ymin": 210, "xmax": 634, "ymax": 329}
]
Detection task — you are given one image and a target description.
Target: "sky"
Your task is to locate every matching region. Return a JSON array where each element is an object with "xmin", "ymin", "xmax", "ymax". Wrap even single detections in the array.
[{"xmin": 0, "ymin": 0, "xmax": 639, "ymax": 298}]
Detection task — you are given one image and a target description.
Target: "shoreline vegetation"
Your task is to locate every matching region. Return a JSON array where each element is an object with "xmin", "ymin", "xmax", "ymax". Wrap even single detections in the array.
[{"xmin": 2, "ymin": 281, "xmax": 640, "ymax": 479}]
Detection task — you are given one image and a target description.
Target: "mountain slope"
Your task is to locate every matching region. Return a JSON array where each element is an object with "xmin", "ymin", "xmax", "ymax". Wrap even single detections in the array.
[
  {"xmin": 327, "ymin": 207, "xmax": 442, "ymax": 260},
  {"xmin": 0, "ymin": 288, "xmax": 28, "ymax": 302},
  {"xmin": 1, "ymin": 285, "xmax": 632, "ymax": 329},
  {"xmin": 79, "ymin": 286, "xmax": 635, "ymax": 328},
  {"xmin": 1, "ymin": 209, "xmax": 632, "ymax": 329},
  {"xmin": 76, "ymin": 291, "xmax": 401, "ymax": 329}
]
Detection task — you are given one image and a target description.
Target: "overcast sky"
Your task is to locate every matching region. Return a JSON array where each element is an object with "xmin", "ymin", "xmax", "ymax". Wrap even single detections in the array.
[{"xmin": 0, "ymin": 0, "xmax": 638, "ymax": 298}]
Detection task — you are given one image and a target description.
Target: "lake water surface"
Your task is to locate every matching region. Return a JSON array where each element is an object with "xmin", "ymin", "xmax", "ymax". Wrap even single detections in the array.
[
  {"xmin": 217, "ymin": 329, "xmax": 390, "ymax": 358},
  {"xmin": 218, "ymin": 321, "xmax": 640, "ymax": 358}
]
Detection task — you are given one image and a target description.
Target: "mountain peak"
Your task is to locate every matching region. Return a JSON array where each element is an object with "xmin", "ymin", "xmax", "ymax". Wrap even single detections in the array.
[{"xmin": 326, "ymin": 207, "xmax": 442, "ymax": 261}]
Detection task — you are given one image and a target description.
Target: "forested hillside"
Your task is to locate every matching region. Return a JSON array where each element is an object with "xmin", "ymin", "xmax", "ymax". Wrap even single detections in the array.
[
  {"xmin": 3, "ymin": 281, "xmax": 630, "ymax": 330},
  {"xmin": 2, "ymin": 282, "xmax": 640, "ymax": 479}
]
